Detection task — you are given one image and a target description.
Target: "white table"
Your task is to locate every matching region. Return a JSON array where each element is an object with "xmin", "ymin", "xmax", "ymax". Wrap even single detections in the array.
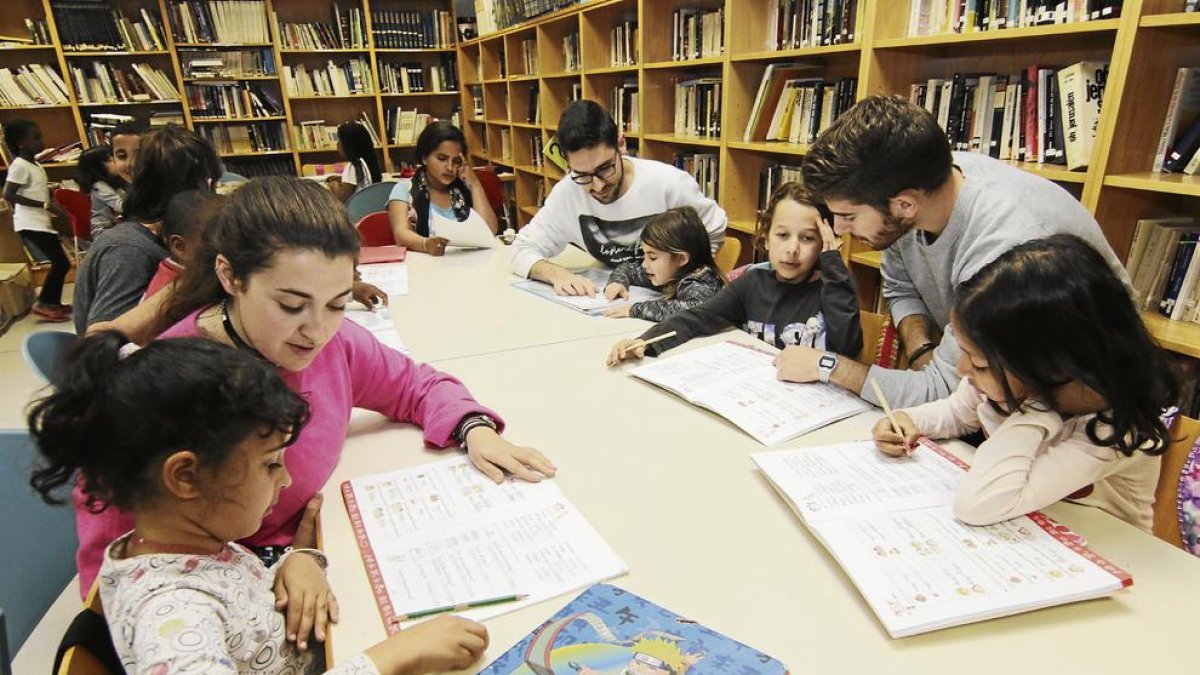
[{"xmin": 322, "ymin": 332, "xmax": 1200, "ymax": 675}]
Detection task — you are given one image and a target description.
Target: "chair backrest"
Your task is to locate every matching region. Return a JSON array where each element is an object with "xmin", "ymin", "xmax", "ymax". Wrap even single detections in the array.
[
  {"xmin": 472, "ymin": 167, "xmax": 505, "ymax": 212},
  {"xmin": 53, "ymin": 188, "xmax": 92, "ymax": 242},
  {"xmin": 0, "ymin": 430, "xmax": 78, "ymax": 655},
  {"xmin": 344, "ymin": 181, "xmax": 398, "ymax": 224},
  {"xmin": 219, "ymin": 170, "xmax": 247, "ymax": 184},
  {"xmin": 355, "ymin": 211, "xmax": 396, "ymax": 247},
  {"xmin": 22, "ymin": 331, "xmax": 77, "ymax": 387},
  {"xmin": 714, "ymin": 237, "xmax": 741, "ymax": 275},
  {"xmin": 1154, "ymin": 414, "xmax": 1200, "ymax": 550},
  {"xmin": 54, "ymin": 585, "xmax": 121, "ymax": 675}
]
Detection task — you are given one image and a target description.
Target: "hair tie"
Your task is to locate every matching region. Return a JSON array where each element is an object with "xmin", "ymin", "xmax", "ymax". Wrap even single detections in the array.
[{"xmin": 118, "ymin": 343, "xmax": 141, "ymax": 361}]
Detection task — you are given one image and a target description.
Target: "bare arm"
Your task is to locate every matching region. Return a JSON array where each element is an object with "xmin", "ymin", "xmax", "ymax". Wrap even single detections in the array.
[
  {"xmin": 897, "ymin": 314, "xmax": 942, "ymax": 369},
  {"xmin": 388, "ymin": 200, "xmax": 428, "ymax": 250}
]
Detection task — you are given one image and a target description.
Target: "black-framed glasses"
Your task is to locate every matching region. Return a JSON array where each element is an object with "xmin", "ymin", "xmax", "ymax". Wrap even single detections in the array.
[{"xmin": 569, "ymin": 152, "xmax": 621, "ymax": 185}]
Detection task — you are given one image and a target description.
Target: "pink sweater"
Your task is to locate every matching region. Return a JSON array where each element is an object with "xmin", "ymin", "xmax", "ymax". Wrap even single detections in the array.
[{"xmin": 74, "ymin": 307, "xmax": 502, "ymax": 596}]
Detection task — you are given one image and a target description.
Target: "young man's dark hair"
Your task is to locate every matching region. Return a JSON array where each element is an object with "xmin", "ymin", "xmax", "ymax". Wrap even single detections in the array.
[
  {"xmin": 110, "ymin": 119, "xmax": 147, "ymax": 139},
  {"xmin": 802, "ymin": 95, "xmax": 953, "ymax": 213},
  {"xmin": 557, "ymin": 99, "xmax": 619, "ymax": 154}
]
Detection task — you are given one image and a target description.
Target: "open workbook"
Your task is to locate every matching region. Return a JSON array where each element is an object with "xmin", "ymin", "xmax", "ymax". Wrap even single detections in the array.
[
  {"xmin": 512, "ymin": 267, "xmax": 662, "ymax": 315},
  {"xmin": 752, "ymin": 440, "xmax": 1133, "ymax": 638},
  {"xmin": 342, "ymin": 457, "xmax": 627, "ymax": 633},
  {"xmin": 630, "ymin": 340, "xmax": 870, "ymax": 445}
]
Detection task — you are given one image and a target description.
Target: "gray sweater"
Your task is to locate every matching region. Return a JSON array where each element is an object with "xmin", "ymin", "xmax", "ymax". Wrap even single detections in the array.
[
  {"xmin": 73, "ymin": 221, "xmax": 167, "ymax": 335},
  {"xmin": 868, "ymin": 152, "xmax": 1127, "ymax": 408}
]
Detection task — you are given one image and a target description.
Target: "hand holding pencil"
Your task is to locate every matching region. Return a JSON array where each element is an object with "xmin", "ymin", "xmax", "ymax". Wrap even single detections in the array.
[
  {"xmin": 606, "ymin": 331, "xmax": 677, "ymax": 367},
  {"xmin": 869, "ymin": 379, "xmax": 921, "ymax": 458}
]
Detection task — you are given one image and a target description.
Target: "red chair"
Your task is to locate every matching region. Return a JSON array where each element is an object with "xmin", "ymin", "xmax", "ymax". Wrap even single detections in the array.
[
  {"xmin": 355, "ymin": 211, "xmax": 396, "ymax": 247},
  {"xmin": 53, "ymin": 188, "xmax": 92, "ymax": 262},
  {"xmin": 473, "ymin": 167, "xmax": 511, "ymax": 230}
]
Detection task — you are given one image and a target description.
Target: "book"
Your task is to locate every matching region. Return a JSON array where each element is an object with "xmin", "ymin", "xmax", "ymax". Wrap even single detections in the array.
[
  {"xmin": 629, "ymin": 341, "xmax": 870, "ymax": 446},
  {"xmin": 1153, "ymin": 68, "xmax": 1200, "ymax": 172},
  {"xmin": 753, "ymin": 439, "xmax": 1133, "ymax": 638},
  {"xmin": 479, "ymin": 583, "xmax": 788, "ymax": 675},
  {"xmin": 341, "ymin": 456, "xmax": 627, "ymax": 632},
  {"xmin": 512, "ymin": 268, "xmax": 662, "ymax": 316},
  {"xmin": 359, "ymin": 246, "xmax": 408, "ymax": 266}
]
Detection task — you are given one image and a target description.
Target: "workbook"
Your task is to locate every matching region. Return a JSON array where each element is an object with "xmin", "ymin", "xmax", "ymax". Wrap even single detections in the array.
[
  {"xmin": 432, "ymin": 210, "xmax": 498, "ymax": 249},
  {"xmin": 342, "ymin": 457, "xmax": 628, "ymax": 633},
  {"xmin": 630, "ymin": 341, "xmax": 870, "ymax": 445},
  {"xmin": 345, "ymin": 305, "xmax": 407, "ymax": 354},
  {"xmin": 480, "ymin": 583, "xmax": 788, "ymax": 675},
  {"xmin": 357, "ymin": 261, "xmax": 409, "ymax": 296},
  {"xmin": 512, "ymin": 267, "xmax": 661, "ymax": 315},
  {"xmin": 752, "ymin": 440, "xmax": 1133, "ymax": 638}
]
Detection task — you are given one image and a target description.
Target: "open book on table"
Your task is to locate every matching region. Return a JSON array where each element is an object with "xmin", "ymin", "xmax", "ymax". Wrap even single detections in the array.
[
  {"xmin": 752, "ymin": 440, "xmax": 1133, "ymax": 638},
  {"xmin": 630, "ymin": 340, "xmax": 870, "ymax": 445},
  {"xmin": 512, "ymin": 267, "xmax": 661, "ymax": 315}
]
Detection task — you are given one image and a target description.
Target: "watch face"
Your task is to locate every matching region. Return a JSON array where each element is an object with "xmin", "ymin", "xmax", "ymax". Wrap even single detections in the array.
[{"xmin": 819, "ymin": 354, "xmax": 836, "ymax": 369}]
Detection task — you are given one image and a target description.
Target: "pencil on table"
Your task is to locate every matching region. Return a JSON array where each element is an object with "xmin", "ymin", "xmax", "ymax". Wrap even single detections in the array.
[{"xmin": 629, "ymin": 331, "xmax": 677, "ymax": 350}]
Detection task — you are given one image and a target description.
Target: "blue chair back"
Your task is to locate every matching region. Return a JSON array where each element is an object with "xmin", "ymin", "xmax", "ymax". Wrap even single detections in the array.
[
  {"xmin": 344, "ymin": 181, "xmax": 397, "ymax": 224},
  {"xmin": 22, "ymin": 331, "xmax": 76, "ymax": 388},
  {"xmin": 219, "ymin": 170, "xmax": 247, "ymax": 184},
  {"xmin": 0, "ymin": 430, "xmax": 78, "ymax": 656}
]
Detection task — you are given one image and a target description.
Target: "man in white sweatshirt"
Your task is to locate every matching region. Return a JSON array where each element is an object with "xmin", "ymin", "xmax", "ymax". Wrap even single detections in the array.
[{"xmin": 510, "ymin": 100, "xmax": 727, "ymax": 295}]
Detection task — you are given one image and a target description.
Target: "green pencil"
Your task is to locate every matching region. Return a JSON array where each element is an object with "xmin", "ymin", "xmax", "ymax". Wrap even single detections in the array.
[{"xmin": 391, "ymin": 594, "xmax": 529, "ymax": 623}]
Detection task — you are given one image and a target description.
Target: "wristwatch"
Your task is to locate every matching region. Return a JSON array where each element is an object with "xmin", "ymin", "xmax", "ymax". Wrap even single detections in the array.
[
  {"xmin": 454, "ymin": 413, "xmax": 499, "ymax": 450},
  {"xmin": 817, "ymin": 352, "xmax": 839, "ymax": 383}
]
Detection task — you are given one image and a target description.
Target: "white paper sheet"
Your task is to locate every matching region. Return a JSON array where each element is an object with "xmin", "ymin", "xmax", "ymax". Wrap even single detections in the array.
[
  {"xmin": 358, "ymin": 262, "xmax": 409, "ymax": 296},
  {"xmin": 512, "ymin": 268, "xmax": 661, "ymax": 315},
  {"xmin": 432, "ymin": 210, "xmax": 499, "ymax": 249},
  {"xmin": 345, "ymin": 305, "xmax": 409, "ymax": 354}
]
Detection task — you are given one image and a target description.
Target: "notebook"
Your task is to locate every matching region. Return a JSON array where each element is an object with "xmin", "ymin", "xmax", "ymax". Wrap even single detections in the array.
[
  {"xmin": 752, "ymin": 439, "xmax": 1133, "ymax": 638},
  {"xmin": 479, "ymin": 583, "xmax": 789, "ymax": 675},
  {"xmin": 630, "ymin": 341, "xmax": 870, "ymax": 445},
  {"xmin": 432, "ymin": 210, "xmax": 498, "ymax": 248},
  {"xmin": 341, "ymin": 457, "xmax": 627, "ymax": 633},
  {"xmin": 512, "ymin": 268, "xmax": 661, "ymax": 315},
  {"xmin": 360, "ymin": 245, "xmax": 407, "ymax": 265},
  {"xmin": 357, "ymin": 262, "xmax": 408, "ymax": 296}
]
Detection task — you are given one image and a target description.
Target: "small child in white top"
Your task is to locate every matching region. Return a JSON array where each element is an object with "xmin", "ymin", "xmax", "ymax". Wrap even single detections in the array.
[
  {"xmin": 28, "ymin": 333, "xmax": 489, "ymax": 674},
  {"xmin": 872, "ymin": 235, "xmax": 1176, "ymax": 531}
]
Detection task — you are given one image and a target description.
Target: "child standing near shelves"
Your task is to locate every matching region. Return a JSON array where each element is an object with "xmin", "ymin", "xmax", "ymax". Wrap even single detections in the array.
[
  {"xmin": 873, "ymin": 235, "xmax": 1176, "ymax": 532},
  {"xmin": 29, "ymin": 332, "xmax": 490, "ymax": 673},
  {"xmin": 601, "ymin": 206, "xmax": 724, "ymax": 321},
  {"xmin": 328, "ymin": 121, "xmax": 382, "ymax": 202},
  {"xmin": 607, "ymin": 182, "xmax": 862, "ymax": 366},
  {"xmin": 3, "ymin": 119, "xmax": 73, "ymax": 322},
  {"xmin": 386, "ymin": 121, "xmax": 500, "ymax": 255},
  {"xmin": 78, "ymin": 144, "xmax": 127, "ymax": 233}
]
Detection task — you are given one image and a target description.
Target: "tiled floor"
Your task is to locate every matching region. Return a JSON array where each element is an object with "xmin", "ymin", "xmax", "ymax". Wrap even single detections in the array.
[{"xmin": 3, "ymin": 287, "xmax": 82, "ymax": 675}]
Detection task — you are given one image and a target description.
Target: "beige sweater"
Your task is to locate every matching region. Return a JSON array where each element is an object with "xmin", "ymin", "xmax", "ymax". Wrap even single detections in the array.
[{"xmin": 902, "ymin": 379, "xmax": 1160, "ymax": 532}]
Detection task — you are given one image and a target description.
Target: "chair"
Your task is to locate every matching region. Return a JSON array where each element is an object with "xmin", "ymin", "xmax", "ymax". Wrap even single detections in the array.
[
  {"xmin": 53, "ymin": 188, "xmax": 92, "ymax": 263},
  {"xmin": 714, "ymin": 237, "xmax": 742, "ymax": 275},
  {"xmin": 344, "ymin": 181, "xmax": 398, "ymax": 224},
  {"xmin": 473, "ymin": 167, "xmax": 511, "ymax": 231},
  {"xmin": 0, "ymin": 430, "xmax": 78, "ymax": 658},
  {"xmin": 1153, "ymin": 414, "xmax": 1200, "ymax": 550},
  {"xmin": 355, "ymin": 211, "xmax": 396, "ymax": 247},
  {"xmin": 22, "ymin": 331, "xmax": 77, "ymax": 387},
  {"xmin": 53, "ymin": 585, "xmax": 121, "ymax": 675},
  {"xmin": 218, "ymin": 170, "xmax": 247, "ymax": 184}
]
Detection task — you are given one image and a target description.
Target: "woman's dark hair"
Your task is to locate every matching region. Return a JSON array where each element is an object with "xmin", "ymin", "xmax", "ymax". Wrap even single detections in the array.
[
  {"xmin": 955, "ymin": 234, "xmax": 1177, "ymax": 456},
  {"xmin": 162, "ymin": 189, "xmax": 225, "ymax": 244},
  {"xmin": 802, "ymin": 95, "xmax": 953, "ymax": 214},
  {"xmin": 337, "ymin": 122, "xmax": 382, "ymax": 184},
  {"xmin": 3, "ymin": 119, "xmax": 38, "ymax": 156},
  {"xmin": 556, "ymin": 100, "xmax": 618, "ymax": 154},
  {"xmin": 640, "ymin": 206, "xmax": 724, "ymax": 298},
  {"xmin": 415, "ymin": 120, "xmax": 467, "ymax": 163},
  {"xmin": 28, "ymin": 332, "xmax": 309, "ymax": 511},
  {"xmin": 77, "ymin": 145, "xmax": 125, "ymax": 193},
  {"xmin": 122, "ymin": 126, "xmax": 222, "ymax": 223},
  {"xmin": 157, "ymin": 176, "xmax": 360, "ymax": 334},
  {"xmin": 754, "ymin": 181, "xmax": 833, "ymax": 254}
]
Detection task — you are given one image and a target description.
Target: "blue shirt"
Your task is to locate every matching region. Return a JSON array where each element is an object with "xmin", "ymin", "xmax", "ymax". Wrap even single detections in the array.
[{"xmin": 387, "ymin": 180, "xmax": 457, "ymax": 236}]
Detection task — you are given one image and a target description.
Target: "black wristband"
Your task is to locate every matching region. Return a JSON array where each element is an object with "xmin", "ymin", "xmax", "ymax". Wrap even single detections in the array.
[
  {"xmin": 454, "ymin": 413, "xmax": 497, "ymax": 448},
  {"xmin": 908, "ymin": 342, "xmax": 936, "ymax": 362}
]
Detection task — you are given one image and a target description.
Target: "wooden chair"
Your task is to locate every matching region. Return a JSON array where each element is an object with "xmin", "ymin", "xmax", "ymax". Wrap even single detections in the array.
[
  {"xmin": 355, "ymin": 211, "xmax": 395, "ymax": 247},
  {"xmin": 1153, "ymin": 414, "xmax": 1200, "ymax": 550},
  {"xmin": 54, "ymin": 584, "xmax": 121, "ymax": 675},
  {"xmin": 857, "ymin": 310, "xmax": 901, "ymax": 367},
  {"xmin": 714, "ymin": 237, "xmax": 741, "ymax": 275}
]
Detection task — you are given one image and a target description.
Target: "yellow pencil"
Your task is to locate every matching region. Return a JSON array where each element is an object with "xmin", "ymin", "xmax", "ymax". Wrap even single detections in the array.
[
  {"xmin": 630, "ymin": 331, "xmax": 677, "ymax": 350},
  {"xmin": 870, "ymin": 379, "xmax": 912, "ymax": 457}
]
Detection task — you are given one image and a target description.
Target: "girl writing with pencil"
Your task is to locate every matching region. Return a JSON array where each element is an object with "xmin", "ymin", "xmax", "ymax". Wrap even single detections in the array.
[
  {"xmin": 30, "ymin": 333, "xmax": 489, "ymax": 673},
  {"xmin": 607, "ymin": 182, "xmax": 861, "ymax": 366},
  {"xmin": 872, "ymin": 235, "xmax": 1175, "ymax": 531}
]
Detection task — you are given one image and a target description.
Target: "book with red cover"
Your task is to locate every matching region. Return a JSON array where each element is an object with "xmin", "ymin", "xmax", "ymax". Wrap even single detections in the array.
[{"xmin": 359, "ymin": 245, "xmax": 407, "ymax": 264}]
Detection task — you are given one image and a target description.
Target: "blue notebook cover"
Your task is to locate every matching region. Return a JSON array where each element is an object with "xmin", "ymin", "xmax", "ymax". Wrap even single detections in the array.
[{"xmin": 480, "ymin": 584, "xmax": 788, "ymax": 675}]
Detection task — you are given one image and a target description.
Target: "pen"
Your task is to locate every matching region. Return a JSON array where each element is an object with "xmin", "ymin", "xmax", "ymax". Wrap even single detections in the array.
[{"xmin": 390, "ymin": 594, "xmax": 529, "ymax": 623}]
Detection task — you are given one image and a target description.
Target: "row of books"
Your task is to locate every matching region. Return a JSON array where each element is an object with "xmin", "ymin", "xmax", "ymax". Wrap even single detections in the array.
[
  {"xmin": 908, "ymin": 61, "xmax": 1108, "ymax": 170},
  {"xmin": 372, "ymin": 10, "xmax": 455, "ymax": 49},
  {"xmin": 908, "ymin": 0, "xmax": 1123, "ymax": 37},
  {"xmin": 530, "ymin": 135, "xmax": 544, "ymax": 168},
  {"xmin": 563, "ymin": 32, "xmax": 581, "ymax": 73},
  {"xmin": 520, "ymin": 39, "xmax": 539, "ymax": 76},
  {"xmin": 524, "ymin": 84, "xmax": 540, "ymax": 123},
  {"xmin": 473, "ymin": 0, "xmax": 580, "ymax": 36},
  {"xmin": 84, "ymin": 112, "xmax": 135, "ymax": 146},
  {"xmin": 283, "ymin": 60, "xmax": 373, "ymax": 97},
  {"xmin": 278, "ymin": 13, "xmax": 365, "ymax": 51},
  {"xmin": 772, "ymin": 0, "xmax": 859, "ymax": 50},
  {"xmin": 187, "ymin": 82, "xmax": 282, "ymax": 119},
  {"xmin": 199, "ymin": 120, "xmax": 287, "ymax": 154},
  {"xmin": 611, "ymin": 82, "xmax": 638, "ymax": 134},
  {"xmin": 675, "ymin": 152, "xmax": 718, "ymax": 200},
  {"xmin": 70, "ymin": 61, "xmax": 181, "ymax": 104},
  {"xmin": 673, "ymin": 8, "xmax": 724, "ymax": 61},
  {"xmin": 180, "ymin": 49, "xmax": 275, "ymax": 79},
  {"xmin": 225, "ymin": 156, "xmax": 293, "ymax": 177},
  {"xmin": 293, "ymin": 120, "xmax": 339, "ymax": 151},
  {"xmin": 0, "ymin": 18, "xmax": 51, "ymax": 46},
  {"xmin": 49, "ymin": 1, "xmax": 166, "ymax": 51},
  {"xmin": 759, "ymin": 162, "xmax": 803, "ymax": 212},
  {"xmin": 0, "ymin": 65, "xmax": 71, "ymax": 107},
  {"xmin": 1125, "ymin": 217, "xmax": 1200, "ymax": 322},
  {"xmin": 610, "ymin": 21, "xmax": 637, "ymax": 68},
  {"xmin": 166, "ymin": 1, "xmax": 270, "ymax": 45},
  {"xmin": 1153, "ymin": 68, "xmax": 1200, "ymax": 175},
  {"xmin": 674, "ymin": 78, "xmax": 722, "ymax": 139},
  {"xmin": 380, "ymin": 59, "xmax": 458, "ymax": 95},
  {"xmin": 747, "ymin": 71, "xmax": 858, "ymax": 145},
  {"xmin": 389, "ymin": 109, "xmax": 435, "ymax": 145}
]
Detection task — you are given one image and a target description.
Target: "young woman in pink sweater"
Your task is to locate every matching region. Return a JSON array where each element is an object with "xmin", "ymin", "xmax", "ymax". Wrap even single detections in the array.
[{"xmin": 73, "ymin": 177, "xmax": 556, "ymax": 617}]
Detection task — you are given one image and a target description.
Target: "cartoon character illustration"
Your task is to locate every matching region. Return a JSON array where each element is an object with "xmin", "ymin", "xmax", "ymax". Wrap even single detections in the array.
[{"xmin": 520, "ymin": 614, "xmax": 704, "ymax": 675}]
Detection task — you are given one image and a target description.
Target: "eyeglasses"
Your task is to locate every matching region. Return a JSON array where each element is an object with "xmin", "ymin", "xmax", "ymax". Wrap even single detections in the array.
[{"xmin": 569, "ymin": 152, "xmax": 621, "ymax": 186}]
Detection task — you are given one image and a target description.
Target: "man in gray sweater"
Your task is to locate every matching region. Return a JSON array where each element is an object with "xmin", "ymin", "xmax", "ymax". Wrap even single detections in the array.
[{"xmin": 779, "ymin": 95, "xmax": 1125, "ymax": 408}]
